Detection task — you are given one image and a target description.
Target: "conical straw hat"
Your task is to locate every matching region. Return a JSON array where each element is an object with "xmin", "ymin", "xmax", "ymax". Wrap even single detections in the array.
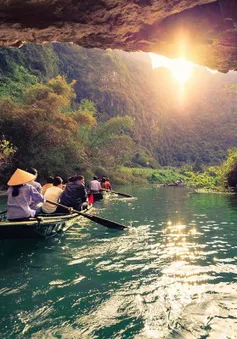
[{"xmin": 8, "ymin": 168, "xmax": 36, "ymax": 186}]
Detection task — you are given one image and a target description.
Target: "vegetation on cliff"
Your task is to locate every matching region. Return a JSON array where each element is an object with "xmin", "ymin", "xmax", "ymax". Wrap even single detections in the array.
[
  {"xmin": 0, "ymin": 76, "xmax": 135, "ymax": 183},
  {"xmin": 1, "ymin": 44, "xmax": 237, "ymax": 188}
]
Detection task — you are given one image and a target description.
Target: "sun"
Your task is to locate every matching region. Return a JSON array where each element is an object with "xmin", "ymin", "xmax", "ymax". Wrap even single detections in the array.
[
  {"xmin": 149, "ymin": 53, "xmax": 193, "ymax": 85},
  {"xmin": 169, "ymin": 58, "xmax": 193, "ymax": 84}
]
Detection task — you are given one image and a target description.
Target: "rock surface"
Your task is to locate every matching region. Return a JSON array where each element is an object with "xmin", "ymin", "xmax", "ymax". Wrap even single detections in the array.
[{"xmin": 0, "ymin": 0, "xmax": 237, "ymax": 72}]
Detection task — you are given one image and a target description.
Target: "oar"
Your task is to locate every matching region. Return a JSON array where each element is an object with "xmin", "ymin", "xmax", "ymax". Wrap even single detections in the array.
[
  {"xmin": 46, "ymin": 200, "xmax": 129, "ymax": 230},
  {"xmin": 102, "ymin": 189, "xmax": 133, "ymax": 198}
]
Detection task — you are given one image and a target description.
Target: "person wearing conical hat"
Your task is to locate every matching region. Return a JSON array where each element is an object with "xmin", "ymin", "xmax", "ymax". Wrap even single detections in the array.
[{"xmin": 7, "ymin": 168, "xmax": 45, "ymax": 221}]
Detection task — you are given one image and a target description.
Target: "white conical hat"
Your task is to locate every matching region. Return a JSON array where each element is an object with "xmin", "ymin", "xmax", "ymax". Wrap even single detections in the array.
[{"xmin": 7, "ymin": 168, "xmax": 36, "ymax": 186}]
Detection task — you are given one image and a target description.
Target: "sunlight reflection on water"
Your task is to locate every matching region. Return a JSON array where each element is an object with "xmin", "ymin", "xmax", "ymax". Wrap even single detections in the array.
[{"xmin": 1, "ymin": 189, "xmax": 237, "ymax": 338}]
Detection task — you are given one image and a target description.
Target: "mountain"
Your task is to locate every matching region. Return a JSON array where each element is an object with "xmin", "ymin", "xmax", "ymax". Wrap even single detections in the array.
[{"xmin": 1, "ymin": 43, "xmax": 237, "ymax": 166}]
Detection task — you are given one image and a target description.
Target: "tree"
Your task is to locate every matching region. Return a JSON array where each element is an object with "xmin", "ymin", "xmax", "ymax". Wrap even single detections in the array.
[
  {"xmin": 220, "ymin": 148, "xmax": 237, "ymax": 188},
  {"xmin": 0, "ymin": 77, "xmax": 82, "ymax": 178},
  {"xmin": 0, "ymin": 139, "xmax": 16, "ymax": 169}
]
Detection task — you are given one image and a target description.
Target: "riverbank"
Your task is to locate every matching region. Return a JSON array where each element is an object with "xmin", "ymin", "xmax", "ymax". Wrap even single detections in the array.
[
  {"xmin": 116, "ymin": 166, "xmax": 187, "ymax": 185},
  {"xmin": 116, "ymin": 166, "xmax": 232, "ymax": 193},
  {"xmin": 194, "ymin": 188, "xmax": 234, "ymax": 194},
  {"xmin": 0, "ymin": 164, "xmax": 227, "ymax": 192}
]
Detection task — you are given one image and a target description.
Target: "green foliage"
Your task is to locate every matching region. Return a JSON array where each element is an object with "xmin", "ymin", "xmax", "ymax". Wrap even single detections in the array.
[
  {"xmin": 89, "ymin": 116, "xmax": 134, "ymax": 150},
  {"xmin": 0, "ymin": 139, "xmax": 16, "ymax": 168},
  {"xmin": 0, "ymin": 77, "xmax": 137, "ymax": 181},
  {"xmin": 73, "ymin": 99, "xmax": 98, "ymax": 144},
  {"xmin": 185, "ymin": 172, "xmax": 220, "ymax": 189},
  {"xmin": 118, "ymin": 165, "xmax": 223, "ymax": 189},
  {"xmin": 77, "ymin": 99, "xmax": 97, "ymax": 115},
  {"xmin": 2, "ymin": 43, "xmax": 237, "ymax": 184},
  {"xmin": 219, "ymin": 148, "xmax": 237, "ymax": 188},
  {"xmin": 147, "ymin": 168, "xmax": 186, "ymax": 184},
  {"xmin": 0, "ymin": 77, "xmax": 80, "ymax": 178},
  {"xmin": 132, "ymin": 150, "xmax": 160, "ymax": 169},
  {"xmin": 24, "ymin": 76, "xmax": 76, "ymax": 113},
  {"xmin": 179, "ymin": 165, "xmax": 222, "ymax": 190},
  {"xmin": 0, "ymin": 65, "xmax": 38, "ymax": 102},
  {"xmin": 119, "ymin": 167, "xmax": 185, "ymax": 184}
]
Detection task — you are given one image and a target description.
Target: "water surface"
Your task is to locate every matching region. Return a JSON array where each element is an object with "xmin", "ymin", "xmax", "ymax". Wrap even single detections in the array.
[{"xmin": 1, "ymin": 186, "xmax": 237, "ymax": 338}]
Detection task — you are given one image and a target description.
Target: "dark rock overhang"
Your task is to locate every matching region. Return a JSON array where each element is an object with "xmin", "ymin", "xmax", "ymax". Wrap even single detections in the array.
[{"xmin": 0, "ymin": 0, "xmax": 237, "ymax": 72}]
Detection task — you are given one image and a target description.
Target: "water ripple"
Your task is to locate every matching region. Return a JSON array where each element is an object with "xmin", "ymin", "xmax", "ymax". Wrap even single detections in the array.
[{"xmin": 1, "ymin": 188, "xmax": 237, "ymax": 338}]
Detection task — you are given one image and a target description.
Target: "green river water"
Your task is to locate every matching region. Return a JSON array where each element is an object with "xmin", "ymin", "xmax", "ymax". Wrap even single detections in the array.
[{"xmin": 1, "ymin": 186, "xmax": 237, "ymax": 338}]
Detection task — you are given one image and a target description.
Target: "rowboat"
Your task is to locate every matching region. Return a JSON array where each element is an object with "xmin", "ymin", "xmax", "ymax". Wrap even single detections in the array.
[
  {"xmin": 88, "ymin": 191, "xmax": 104, "ymax": 201},
  {"xmin": 0, "ymin": 208, "xmax": 91, "ymax": 240},
  {"xmin": 88, "ymin": 190, "xmax": 132, "ymax": 201}
]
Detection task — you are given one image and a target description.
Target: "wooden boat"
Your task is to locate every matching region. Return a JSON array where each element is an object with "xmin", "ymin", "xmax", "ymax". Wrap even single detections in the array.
[
  {"xmin": 88, "ymin": 191, "xmax": 104, "ymax": 201},
  {"xmin": 0, "ymin": 208, "xmax": 91, "ymax": 240}
]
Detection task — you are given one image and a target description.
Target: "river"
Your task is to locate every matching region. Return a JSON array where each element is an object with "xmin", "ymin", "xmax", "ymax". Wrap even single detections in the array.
[{"xmin": 1, "ymin": 186, "xmax": 237, "ymax": 338}]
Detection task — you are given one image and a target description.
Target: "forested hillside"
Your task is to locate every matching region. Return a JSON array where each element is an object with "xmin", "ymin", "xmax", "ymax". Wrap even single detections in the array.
[{"xmin": 1, "ymin": 43, "xmax": 237, "ymax": 174}]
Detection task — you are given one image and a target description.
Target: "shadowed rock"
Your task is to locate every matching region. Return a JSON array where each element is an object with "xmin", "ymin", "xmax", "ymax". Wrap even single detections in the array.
[{"xmin": 0, "ymin": 0, "xmax": 237, "ymax": 72}]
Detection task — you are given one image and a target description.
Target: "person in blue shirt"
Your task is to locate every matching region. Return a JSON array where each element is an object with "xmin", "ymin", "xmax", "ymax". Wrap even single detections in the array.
[
  {"xmin": 7, "ymin": 168, "xmax": 44, "ymax": 221},
  {"xmin": 26, "ymin": 167, "xmax": 42, "ymax": 193},
  {"xmin": 59, "ymin": 175, "xmax": 87, "ymax": 211}
]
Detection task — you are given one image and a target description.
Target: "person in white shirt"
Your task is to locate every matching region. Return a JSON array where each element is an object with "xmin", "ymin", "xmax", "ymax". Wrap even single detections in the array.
[
  {"xmin": 89, "ymin": 176, "xmax": 102, "ymax": 192},
  {"xmin": 88, "ymin": 176, "xmax": 103, "ymax": 201},
  {"xmin": 42, "ymin": 176, "xmax": 63, "ymax": 214}
]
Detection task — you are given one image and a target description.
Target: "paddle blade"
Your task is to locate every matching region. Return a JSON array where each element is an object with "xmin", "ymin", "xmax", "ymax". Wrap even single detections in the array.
[
  {"xmin": 112, "ymin": 191, "xmax": 133, "ymax": 198},
  {"xmin": 102, "ymin": 189, "xmax": 133, "ymax": 198},
  {"xmin": 82, "ymin": 213, "xmax": 128, "ymax": 230},
  {"xmin": 46, "ymin": 199, "xmax": 129, "ymax": 230}
]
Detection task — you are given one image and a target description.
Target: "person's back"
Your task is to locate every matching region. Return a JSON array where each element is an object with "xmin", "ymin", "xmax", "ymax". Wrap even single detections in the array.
[
  {"xmin": 89, "ymin": 177, "xmax": 102, "ymax": 192},
  {"xmin": 60, "ymin": 175, "xmax": 87, "ymax": 210},
  {"xmin": 104, "ymin": 178, "xmax": 111, "ymax": 190},
  {"xmin": 101, "ymin": 177, "xmax": 106, "ymax": 189},
  {"xmin": 26, "ymin": 167, "xmax": 42, "ymax": 193},
  {"xmin": 42, "ymin": 176, "xmax": 54, "ymax": 195},
  {"xmin": 7, "ymin": 169, "xmax": 44, "ymax": 220},
  {"xmin": 42, "ymin": 177, "xmax": 63, "ymax": 214}
]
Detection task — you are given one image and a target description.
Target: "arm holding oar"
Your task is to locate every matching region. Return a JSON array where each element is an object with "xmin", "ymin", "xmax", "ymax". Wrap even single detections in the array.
[{"xmin": 46, "ymin": 200, "xmax": 129, "ymax": 230}]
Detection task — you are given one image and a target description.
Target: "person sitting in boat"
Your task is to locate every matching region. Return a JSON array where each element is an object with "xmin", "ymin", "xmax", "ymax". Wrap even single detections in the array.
[
  {"xmin": 26, "ymin": 167, "xmax": 42, "ymax": 193},
  {"xmin": 101, "ymin": 176, "xmax": 106, "ymax": 189},
  {"xmin": 59, "ymin": 175, "xmax": 88, "ymax": 212},
  {"xmin": 42, "ymin": 176, "xmax": 54, "ymax": 195},
  {"xmin": 41, "ymin": 176, "xmax": 64, "ymax": 214},
  {"xmin": 89, "ymin": 176, "xmax": 102, "ymax": 193},
  {"xmin": 7, "ymin": 168, "xmax": 45, "ymax": 221},
  {"xmin": 104, "ymin": 178, "xmax": 112, "ymax": 191}
]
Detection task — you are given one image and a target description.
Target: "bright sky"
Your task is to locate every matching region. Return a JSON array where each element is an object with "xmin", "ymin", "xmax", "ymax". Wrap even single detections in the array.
[{"xmin": 148, "ymin": 53, "xmax": 218, "ymax": 85}]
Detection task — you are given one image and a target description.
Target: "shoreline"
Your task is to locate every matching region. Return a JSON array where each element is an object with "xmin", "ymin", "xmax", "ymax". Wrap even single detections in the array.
[{"xmin": 194, "ymin": 188, "xmax": 235, "ymax": 194}]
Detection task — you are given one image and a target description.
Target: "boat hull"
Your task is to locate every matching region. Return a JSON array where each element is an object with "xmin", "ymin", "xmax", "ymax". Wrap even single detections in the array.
[
  {"xmin": 0, "ymin": 210, "xmax": 89, "ymax": 240},
  {"xmin": 89, "ymin": 192, "xmax": 103, "ymax": 201}
]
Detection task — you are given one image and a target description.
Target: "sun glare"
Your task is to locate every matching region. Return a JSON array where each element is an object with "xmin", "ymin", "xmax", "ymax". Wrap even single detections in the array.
[
  {"xmin": 149, "ymin": 53, "xmax": 193, "ymax": 85},
  {"xmin": 171, "ymin": 58, "xmax": 193, "ymax": 84},
  {"xmin": 206, "ymin": 67, "xmax": 218, "ymax": 74}
]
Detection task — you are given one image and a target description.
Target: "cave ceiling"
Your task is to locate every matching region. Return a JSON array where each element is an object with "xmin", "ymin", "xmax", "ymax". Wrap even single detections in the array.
[{"xmin": 0, "ymin": 0, "xmax": 237, "ymax": 72}]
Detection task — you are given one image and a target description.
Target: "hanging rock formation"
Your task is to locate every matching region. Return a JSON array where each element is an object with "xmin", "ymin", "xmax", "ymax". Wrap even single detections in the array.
[{"xmin": 0, "ymin": 0, "xmax": 237, "ymax": 72}]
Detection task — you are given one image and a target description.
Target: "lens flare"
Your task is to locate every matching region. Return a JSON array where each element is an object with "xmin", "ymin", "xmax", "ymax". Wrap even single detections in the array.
[{"xmin": 149, "ymin": 53, "xmax": 193, "ymax": 85}]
